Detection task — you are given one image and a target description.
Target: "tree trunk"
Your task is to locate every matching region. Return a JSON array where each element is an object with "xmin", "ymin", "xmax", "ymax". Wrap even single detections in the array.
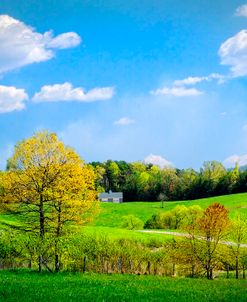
[
  {"xmin": 39, "ymin": 195, "xmax": 45, "ymax": 273},
  {"xmin": 206, "ymin": 264, "xmax": 210, "ymax": 280},
  {"xmin": 236, "ymin": 257, "xmax": 239, "ymax": 279},
  {"xmin": 154, "ymin": 264, "xmax": 157, "ymax": 275},
  {"xmin": 209, "ymin": 268, "xmax": 213, "ymax": 279},
  {"xmin": 83, "ymin": 256, "xmax": 87, "ymax": 273},
  {"xmin": 118, "ymin": 257, "xmax": 123, "ymax": 274},
  {"xmin": 39, "ymin": 195, "xmax": 45, "ymax": 238},
  {"xmin": 147, "ymin": 261, "xmax": 151, "ymax": 275},
  {"xmin": 55, "ymin": 205, "xmax": 61, "ymax": 273},
  {"xmin": 172, "ymin": 263, "xmax": 176, "ymax": 277},
  {"xmin": 243, "ymin": 265, "xmax": 245, "ymax": 279},
  {"xmin": 226, "ymin": 265, "xmax": 229, "ymax": 279},
  {"xmin": 38, "ymin": 255, "xmax": 42, "ymax": 273},
  {"xmin": 55, "ymin": 254, "xmax": 59, "ymax": 273}
]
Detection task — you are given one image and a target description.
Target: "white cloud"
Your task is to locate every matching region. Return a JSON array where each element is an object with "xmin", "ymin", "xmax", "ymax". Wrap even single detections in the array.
[
  {"xmin": 32, "ymin": 82, "xmax": 114, "ymax": 102},
  {"xmin": 235, "ymin": 4, "xmax": 247, "ymax": 17},
  {"xmin": 151, "ymin": 73, "xmax": 225, "ymax": 99},
  {"xmin": 144, "ymin": 154, "xmax": 173, "ymax": 169},
  {"xmin": 0, "ymin": 15, "xmax": 81, "ymax": 74},
  {"xmin": 173, "ymin": 73, "xmax": 225, "ymax": 86},
  {"xmin": 174, "ymin": 76, "xmax": 206, "ymax": 86},
  {"xmin": 47, "ymin": 32, "xmax": 81, "ymax": 49},
  {"xmin": 0, "ymin": 85, "xmax": 28, "ymax": 113},
  {"xmin": 219, "ymin": 30, "xmax": 247, "ymax": 77},
  {"xmin": 151, "ymin": 86, "xmax": 203, "ymax": 97},
  {"xmin": 223, "ymin": 154, "xmax": 247, "ymax": 168},
  {"xmin": 114, "ymin": 117, "xmax": 135, "ymax": 126}
]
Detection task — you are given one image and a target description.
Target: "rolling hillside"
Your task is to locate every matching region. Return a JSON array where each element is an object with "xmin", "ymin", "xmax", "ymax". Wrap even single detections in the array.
[
  {"xmin": 90, "ymin": 192, "xmax": 247, "ymax": 228},
  {"xmin": 0, "ymin": 192, "xmax": 246, "ymax": 242}
]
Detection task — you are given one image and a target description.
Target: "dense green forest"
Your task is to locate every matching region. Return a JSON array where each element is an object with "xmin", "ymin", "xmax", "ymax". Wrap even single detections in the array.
[{"xmin": 91, "ymin": 160, "xmax": 244, "ymax": 201}]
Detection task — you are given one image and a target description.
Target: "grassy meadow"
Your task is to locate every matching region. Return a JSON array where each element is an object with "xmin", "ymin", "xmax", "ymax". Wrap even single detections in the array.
[
  {"xmin": 0, "ymin": 193, "xmax": 247, "ymax": 301},
  {"xmin": 0, "ymin": 270, "xmax": 246, "ymax": 302},
  {"xmin": 1, "ymin": 192, "xmax": 247, "ymax": 242},
  {"xmin": 90, "ymin": 192, "xmax": 247, "ymax": 228},
  {"xmin": 79, "ymin": 193, "xmax": 247, "ymax": 242}
]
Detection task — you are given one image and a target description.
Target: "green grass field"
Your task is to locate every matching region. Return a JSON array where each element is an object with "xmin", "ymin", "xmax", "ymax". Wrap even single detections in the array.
[
  {"xmin": 90, "ymin": 192, "xmax": 247, "ymax": 228},
  {"xmin": 1, "ymin": 192, "xmax": 247, "ymax": 242},
  {"xmin": 0, "ymin": 194, "xmax": 246, "ymax": 301},
  {"xmin": 0, "ymin": 270, "xmax": 246, "ymax": 302}
]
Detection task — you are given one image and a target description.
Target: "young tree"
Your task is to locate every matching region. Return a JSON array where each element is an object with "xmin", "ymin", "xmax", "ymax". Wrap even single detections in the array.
[
  {"xmin": 188, "ymin": 203, "xmax": 230, "ymax": 279},
  {"xmin": 229, "ymin": 214, "xmax": 247, "ymax": 279},
  {"xmin": 0, "ymin": 131, "xmax": 98, "ymax": 272}
]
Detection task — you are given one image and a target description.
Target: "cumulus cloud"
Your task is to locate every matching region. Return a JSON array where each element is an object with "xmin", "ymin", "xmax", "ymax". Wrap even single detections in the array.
[
  {"xmin": 144, "ymin": 154, "xmax": 173, "ymax": 169},
  {"xmin": 223, "ymin": 154, "xmax": 247, "ymax": 168},
  {"xmin": 0, "ymin": 85, "xmax": 28, "ymax": 113},
  {"xmin": 46, "ymin": 32, "xmax": 81, "ymax": 49},
  {"xmin": 32, "ymin": 82, "xmax": 114, "ymax": 102},
  {"xmin": 219, "ymin": 30, "xmax": 247, "ymax": 77},
  {"xmin": 235, "ymin": 4, "xmax": 247, "ymax": 17},
  {"xmin": 0, "ymin": 15, "xmax": 81, "ymax": 74},
  {"xmin": 151, "ymin": 86, "xmax": 202, "ymax": 97},
  {"xmin": 114, "ymin": 117, "xmax": 135, "ymax": 126},
  {"xmin": 173, "ymin": 73, "xmax": 225, "ymax": 86},
  {"xmin": 151, "ymin": 73, "xmax": 226, "ymax": 98}
]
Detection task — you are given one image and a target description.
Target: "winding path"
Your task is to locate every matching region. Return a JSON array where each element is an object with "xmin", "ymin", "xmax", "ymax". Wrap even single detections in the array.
[{"xmin": 137, "ymin": 230, "xmax": 247, "ymax": 248}]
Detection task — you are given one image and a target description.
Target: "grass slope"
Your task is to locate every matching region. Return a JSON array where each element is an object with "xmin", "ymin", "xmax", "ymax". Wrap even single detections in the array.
[
  {"xmin": 90, "ymin": 192, "xmax": 247, "ymax": 228},
  {"xmin": 0, "ymin": 270, "xmax": 246, "ymax": 302},
  {"xmin": 0, "ymin": 192, "xmax": 246, "ymax": 241}
]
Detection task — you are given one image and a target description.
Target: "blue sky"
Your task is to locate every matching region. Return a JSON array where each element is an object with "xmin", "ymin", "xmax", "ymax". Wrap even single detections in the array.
[{"xmin": 1, "ymin": 1, "xmax": 247, "ymax": 169}]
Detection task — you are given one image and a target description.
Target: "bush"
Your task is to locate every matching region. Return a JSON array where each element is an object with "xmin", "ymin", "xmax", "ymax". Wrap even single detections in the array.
[
  {"xmin": 144, "ymin": 213, "xmax": 163, "ymax": 229},
  {"xmin": 144, "ymin": 205, "xmax": 203, "ymax": 230},
  {"xmin": 121, "ymin": 215, "xmax": 143, "ymax": 230}
]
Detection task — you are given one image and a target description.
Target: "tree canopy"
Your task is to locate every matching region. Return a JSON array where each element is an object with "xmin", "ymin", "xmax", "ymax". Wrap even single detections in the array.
[{"xmin": 0, "ymin": 131, "xmax": 98, "ymax": 271}]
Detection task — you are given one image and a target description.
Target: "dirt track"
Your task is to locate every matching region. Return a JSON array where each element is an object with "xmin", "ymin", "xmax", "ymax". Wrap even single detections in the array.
[{"xmin": 137, "ymin": 230, "xmax": 247, "ymax": 248}]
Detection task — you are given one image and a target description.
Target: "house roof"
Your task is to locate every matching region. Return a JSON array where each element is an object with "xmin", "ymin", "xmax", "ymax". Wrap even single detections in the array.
[{"xmin": 99, "ymin": 192, "xmax": 123, "ymax": 198}]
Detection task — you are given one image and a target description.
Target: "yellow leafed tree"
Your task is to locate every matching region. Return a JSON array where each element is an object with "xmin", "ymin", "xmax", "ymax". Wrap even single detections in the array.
[{"xmin": 0, "ymin": 131, "xmax": 98, "ymax": 272}]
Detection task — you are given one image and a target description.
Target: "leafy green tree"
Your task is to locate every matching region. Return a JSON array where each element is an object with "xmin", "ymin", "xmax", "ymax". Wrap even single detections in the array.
[
  {"xmin": 106, "ymin": 161, "xmax": 121, "ymax": 191},
  {"xmin": 229, "ymin": 214, "xmax": 247, "ymax": 279}
]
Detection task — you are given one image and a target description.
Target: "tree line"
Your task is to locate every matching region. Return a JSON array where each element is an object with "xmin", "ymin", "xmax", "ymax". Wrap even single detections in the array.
[{"xmin": 91, "ymin": 160, "xmax": 244, "ymax": 201}]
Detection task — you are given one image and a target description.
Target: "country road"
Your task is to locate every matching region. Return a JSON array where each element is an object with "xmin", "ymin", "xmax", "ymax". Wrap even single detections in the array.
[{"xmin": 137, "ymin": 230, "xmax": 247, "ymax": 248}]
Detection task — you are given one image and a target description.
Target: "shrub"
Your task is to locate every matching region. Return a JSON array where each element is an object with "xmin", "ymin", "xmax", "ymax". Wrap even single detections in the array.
[
  {"xmin": 144, "ymin": 205, "xmax": 203, "ymax": 230},
  {"xmin": 121, "ymin": 215, "xmax": 144, "ymax": 230}
]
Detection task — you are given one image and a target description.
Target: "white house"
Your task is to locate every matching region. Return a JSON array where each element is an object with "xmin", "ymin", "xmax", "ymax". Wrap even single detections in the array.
[{"xmin": 98, "ymin": 191, "xmax": 123, "ymax": 203}]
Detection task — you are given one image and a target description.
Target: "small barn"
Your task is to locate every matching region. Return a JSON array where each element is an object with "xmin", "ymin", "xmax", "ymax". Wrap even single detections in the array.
[{"xmin": 99, "ymin": 191, "xmax": 123, "ymax": 203}]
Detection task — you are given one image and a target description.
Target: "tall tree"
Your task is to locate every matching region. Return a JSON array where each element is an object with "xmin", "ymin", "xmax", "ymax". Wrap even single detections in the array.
[{"xmin": 0, "ymin": 131, "xmax": 97, "ymax": 272}]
